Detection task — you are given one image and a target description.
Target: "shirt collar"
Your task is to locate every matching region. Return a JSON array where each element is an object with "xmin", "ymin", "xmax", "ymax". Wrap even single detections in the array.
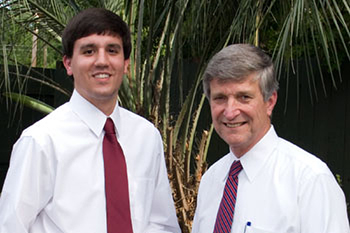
[
  {"xmin": 108, "ymin": 101, "xmax": 122, "ymax": 139},
  {"xmin": 69, "ymin": 90, "xmax": 121, "ymax": 138},
  {"xmin": 218, "ymin": 152, "xmax": 236, "ymax": 183},
  {"xmin": 239, "ymin": 125, "xmax": 278, "ymax": 182},
  {"xmin": 217, "ymin": 126, "xmax": 278, "ymax": 183}
]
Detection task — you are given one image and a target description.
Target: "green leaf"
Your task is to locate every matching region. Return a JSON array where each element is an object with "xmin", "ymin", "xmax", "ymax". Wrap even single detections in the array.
[{"xmin": 3, "ymin": 92, "xmax": 54, "ymax": 114}]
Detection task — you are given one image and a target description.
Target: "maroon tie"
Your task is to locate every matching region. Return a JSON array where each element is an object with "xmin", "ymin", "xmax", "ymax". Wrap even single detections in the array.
[{"xmin": 103, "ymin": 118, "xmax": 133, "ymax": 233}]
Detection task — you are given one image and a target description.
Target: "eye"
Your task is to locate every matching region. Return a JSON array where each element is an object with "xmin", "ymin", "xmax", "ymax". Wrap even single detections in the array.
[
  {"xmin": 83, "ymin": 49, "xmax": 94, "ymax": 55},
  {"xmin": 108, "ymin": 48, "xmax": 117, "ymax": 53},
  {"xmin": 107, "ymin": 46, "xmax": 121, "ymax": 54},
  {"xmin": 239, "ymin": 95, "xmax": 251, "ymax": 102},
  {"xmin": 212, "ymin": 95, "xmax": 226, "ymax": 102}
]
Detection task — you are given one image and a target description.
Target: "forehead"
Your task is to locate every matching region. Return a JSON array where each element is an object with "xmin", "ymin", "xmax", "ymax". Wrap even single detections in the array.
[
  {"xmin": 74, "ymin": 33, "xmax": 123, "ymax": 48},
  {"xmin": 210, "ymin": 74, "xmax": 260, "ymax": 91}
]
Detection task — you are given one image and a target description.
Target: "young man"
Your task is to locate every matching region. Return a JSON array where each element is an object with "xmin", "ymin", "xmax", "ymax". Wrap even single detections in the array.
[
  {"xmin": 0, "ymin": 8, "xmax": 180, "ymax": 233},
  {"xmin": 192, "ymin": 44, "xmax": 350, "ymax": 233}
]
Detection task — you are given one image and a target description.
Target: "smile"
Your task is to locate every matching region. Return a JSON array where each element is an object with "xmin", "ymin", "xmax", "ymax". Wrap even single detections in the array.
[
  {"xmin": 93, "ymin": 73, "xmax": 110, "ymax": 79},
  {"xmin": 224, "ymin": 122, "xmax": 245, "ymax": 128}
]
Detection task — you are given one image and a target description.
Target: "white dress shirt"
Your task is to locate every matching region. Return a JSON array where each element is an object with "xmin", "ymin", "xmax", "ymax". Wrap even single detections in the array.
[
  {"xmin": 0, "ymin": 90, "xmax": 181, "ymax": 233},
  {"xmin": 192, "ymin": 126, "xmax": 350, "ymax": 233}
]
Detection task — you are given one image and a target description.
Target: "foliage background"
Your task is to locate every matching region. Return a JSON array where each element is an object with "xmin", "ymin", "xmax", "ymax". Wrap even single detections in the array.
[{"xmin": 0, "ymin": 0, "xmax": 349, "ymax": 232}]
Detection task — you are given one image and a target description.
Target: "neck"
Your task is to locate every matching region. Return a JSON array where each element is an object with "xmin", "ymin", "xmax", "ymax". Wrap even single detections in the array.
[
  {"xmin": 231, "ymin": 124, "xmax": 271, "ymax": 158},
  {"xmin": 94, "ymin": 99, "xmax": 117, "ymax": 116}
]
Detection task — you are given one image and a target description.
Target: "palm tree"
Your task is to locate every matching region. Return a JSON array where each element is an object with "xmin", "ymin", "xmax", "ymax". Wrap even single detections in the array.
[{"xmin": 1, "ymin": 0, "xmax": 349, "ymax": 232}]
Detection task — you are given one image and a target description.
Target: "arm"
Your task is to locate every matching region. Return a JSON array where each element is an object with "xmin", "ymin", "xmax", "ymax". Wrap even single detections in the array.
[
  {"xmin": 144, "ymin": 133, "xmax": 181, "ymax": 233},
  {"xmin": 191, "ymin": 179, "xmax": 205, "ymax": 233},
  {"xmin": 0, "ymin": 135, "xmax": 53, "ymax": 232},
  {"xmin": 299, "ymin": 172, "xmax": 350, "ymax": 233},
  {"xmin": 191, "ymin": 167, "xmax": 217, "ymax": 233}
]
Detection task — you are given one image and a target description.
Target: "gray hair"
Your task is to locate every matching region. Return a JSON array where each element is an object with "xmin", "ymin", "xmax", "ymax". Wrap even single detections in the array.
[{"xmin": 202, "ymin": 44, "xmax": 279, "ymax": 101}]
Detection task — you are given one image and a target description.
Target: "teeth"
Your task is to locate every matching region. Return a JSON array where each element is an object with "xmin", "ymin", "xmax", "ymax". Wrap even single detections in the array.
[
  {"xmin": 226, "ymin": 122, "xmax": 243, "ymax": 128},
  {"xmin": 94, "ymin": 74, "xmax": 110, "ymax": 79}
]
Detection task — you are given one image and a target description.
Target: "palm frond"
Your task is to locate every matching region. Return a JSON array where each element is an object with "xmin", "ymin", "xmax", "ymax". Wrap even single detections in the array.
[{"xmin": 3, "ymin": 92, "xmax": 54, "ymax": 114}]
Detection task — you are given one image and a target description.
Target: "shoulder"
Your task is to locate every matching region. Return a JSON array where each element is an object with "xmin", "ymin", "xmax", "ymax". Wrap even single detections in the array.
[
  {"xmin": 118, "ymin": 107, "xmax": 153, "ymax": 125},
  {"xmin": 206, "ymin": 153, "xmax": 231, "ymax": 171},
  {"xmin": 201, "ymin": 153, "xmax": 231, "ymax": 183},
  {"xmin": 116, "ymin": 106, "xmax": 163, "ymax": 157},
  {"xmin": 275, "ymin": 137, "xmax": 333, "ymax": 179},
  {"xmin": 118, "ymin": 106, "xmax": 159, "ymax": 134},
  {"xmin": 20, "ymin": 103, "xmax": 73, "ymax": 142},
  {"xmin": 10, "ymin": 104, "xmax": 73, "ymax": 165}
]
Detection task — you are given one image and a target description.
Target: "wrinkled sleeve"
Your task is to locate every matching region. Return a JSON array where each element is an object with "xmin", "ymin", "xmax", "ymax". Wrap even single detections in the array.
[
  {"xmin": 0, "ymin": 135, "xmax": 53, "ymax": 233},
  {"xmin": 145, "ymin": 132, "xmax": 181, "ymax": 233},
  {"xmin": 299, "ymin": 172, "xmax": 350, "ymax": 233}
]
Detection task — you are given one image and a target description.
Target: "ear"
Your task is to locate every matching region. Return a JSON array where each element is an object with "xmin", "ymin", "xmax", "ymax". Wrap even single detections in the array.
[
  {"xmin": 266, "ymin": 91, "xmax": 277, "ymax": 117},
  {"xmin": 63, "ymin": 55, "xmax": 73, "ymax": 76},
  {"xmin": 123, "ymin": 58, "xmax": 130, "ymax": 74}
]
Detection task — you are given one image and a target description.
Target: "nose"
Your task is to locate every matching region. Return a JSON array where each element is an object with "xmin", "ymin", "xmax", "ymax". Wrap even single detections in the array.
[
  {"xmin": 95, "ymin": 50, "xmax": 109, "ymax": 67},
  {"xmin": 223, "ymin": 98, "xmax": 240, "ymax": 120}
]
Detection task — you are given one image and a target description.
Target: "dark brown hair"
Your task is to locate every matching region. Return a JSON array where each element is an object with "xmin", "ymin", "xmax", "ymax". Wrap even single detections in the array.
[{"xmin": 62, "ymin": 8, "xmax": 131, "ymax": 59}]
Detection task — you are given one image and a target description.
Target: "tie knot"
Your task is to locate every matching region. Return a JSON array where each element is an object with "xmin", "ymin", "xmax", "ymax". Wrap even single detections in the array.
[
  {"xmin": 229, "ymin": 160, "xmax": 242, "ymax": 178},
  {"xmin": 104, "ymin": 118, "xmax": 115, "ymax": 135}
]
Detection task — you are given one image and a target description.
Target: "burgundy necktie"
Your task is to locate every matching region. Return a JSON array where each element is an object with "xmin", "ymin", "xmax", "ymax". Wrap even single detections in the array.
[
  {"xmin": 213, "ymin": 160, "xmax": 243, "ymax": 233},
  {"xmin": 103, "ymin": 118, "xmax": 133, "ymax": 233}
]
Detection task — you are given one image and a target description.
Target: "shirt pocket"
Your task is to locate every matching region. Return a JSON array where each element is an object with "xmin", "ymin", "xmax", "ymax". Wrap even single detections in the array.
[
  {"xmin": 129, "ymin": 178, "xmax": 155, "ymax": 221},
  {"xmin": 245, "ymin": 225, "xmax": 277, "ymax": 233},
  {"xmin": 234, "ymin": 219, "xmax": 277, "ymax": 233}
]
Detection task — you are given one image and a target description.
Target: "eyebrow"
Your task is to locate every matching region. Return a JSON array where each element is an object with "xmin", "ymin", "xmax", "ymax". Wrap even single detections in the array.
[
  {"xmin": 211, "ymin": 90, "xmax": 254, "ymax": 98},
  {"xmin": 79, "ymin": 43, "xmax": 95, "ymax": 50},
  {"xmin": 79, "ymin": 43, "xmax": 122, "ymax": 50}
]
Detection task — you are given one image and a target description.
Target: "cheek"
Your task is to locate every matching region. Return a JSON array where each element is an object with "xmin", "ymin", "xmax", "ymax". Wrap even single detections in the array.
[{"xmin": 210, "ymin": 106, "xmax": 220, "ymax": 120}]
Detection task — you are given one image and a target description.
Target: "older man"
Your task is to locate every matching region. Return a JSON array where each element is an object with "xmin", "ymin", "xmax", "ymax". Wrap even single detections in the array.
[{"xmin": 192, "ymin": 44, "xmax": 349, "ymax": 233}]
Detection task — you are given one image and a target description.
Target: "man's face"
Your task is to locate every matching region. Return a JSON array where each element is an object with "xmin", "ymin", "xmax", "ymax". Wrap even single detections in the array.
[
  {"xmin": 209, "ymin": 73, "xmax": 277, "ymax": 157},
  {"xmin": 63, "ymin": 34, "xmax": 129, "ymax": 114}
]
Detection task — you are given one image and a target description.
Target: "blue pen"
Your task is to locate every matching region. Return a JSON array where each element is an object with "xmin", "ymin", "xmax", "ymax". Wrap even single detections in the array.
[{"xmin": 243, "ymin": 221, "xmax": 251, "ymax": 233}]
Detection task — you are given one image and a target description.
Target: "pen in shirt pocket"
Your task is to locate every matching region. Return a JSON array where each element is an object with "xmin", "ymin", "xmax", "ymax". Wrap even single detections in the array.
[{"xmin": 243, "ymin": 221, "xmax": 251, "ymax": 233}]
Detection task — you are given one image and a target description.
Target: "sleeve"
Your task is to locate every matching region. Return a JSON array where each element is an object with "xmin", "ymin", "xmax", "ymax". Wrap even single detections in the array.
[
  {"xmin": 144, "ymin": 132, "xmax": 181, "ymax": 233},
  {"xmin": 0, "ymin": 135, "xmax": 54, "ymax": 233},
  {"xmin": 191, "ymin": 168, "xmax": 215, "ymax": 233},
  {"xmin": 299, "ymin": 171, "xmax": 350, "ymax": 233},
  {"xmin": 191, "ymin": 177, "xmax": 205, "ymax": 233}
]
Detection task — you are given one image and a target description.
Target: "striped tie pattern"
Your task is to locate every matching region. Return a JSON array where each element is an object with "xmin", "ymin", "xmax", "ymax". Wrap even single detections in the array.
[{"xmin": 213, "ymin": 160, "xmax": 243, "ymax": 233}]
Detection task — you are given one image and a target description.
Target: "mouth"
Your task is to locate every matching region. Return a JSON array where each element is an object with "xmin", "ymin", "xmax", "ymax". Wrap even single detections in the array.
[
  {"xmin": 224, "ymin": 122, "xmax": 245, "ymax": 128},
  {"xmin": 93, "ymin": 73, "xmax": 111, "ymax": 79}
]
